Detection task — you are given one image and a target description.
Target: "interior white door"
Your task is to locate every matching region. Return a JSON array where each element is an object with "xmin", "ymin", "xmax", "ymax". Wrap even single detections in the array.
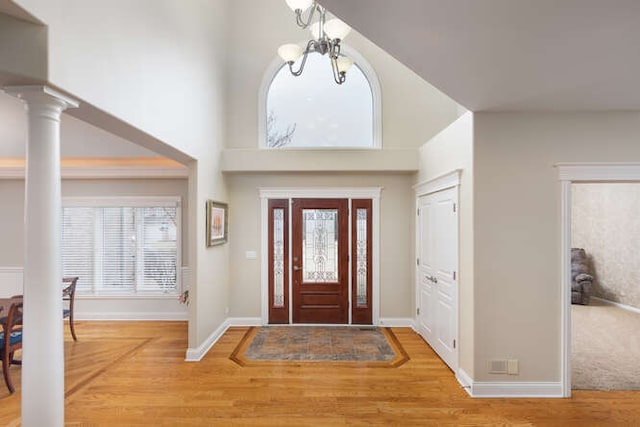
[{"xmin": 416, "ymin": 186, "xmax": 458, "ymax": 372}]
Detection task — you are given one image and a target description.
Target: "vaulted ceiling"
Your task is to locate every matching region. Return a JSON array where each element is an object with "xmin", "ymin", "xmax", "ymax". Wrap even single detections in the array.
[{"xmin": 321, "ymin": 0, "xmax": 640, "ymax": 111}]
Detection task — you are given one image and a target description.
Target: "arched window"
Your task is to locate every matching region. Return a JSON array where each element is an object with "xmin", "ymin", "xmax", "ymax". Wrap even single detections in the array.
[{"xmin": 260, "ymin": 46, "xmax": 381, "ymax": 149}]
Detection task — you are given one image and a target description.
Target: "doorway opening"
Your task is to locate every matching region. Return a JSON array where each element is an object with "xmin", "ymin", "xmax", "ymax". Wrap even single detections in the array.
[
  {"xmin": 260, "ymin": 188, "xmax": 381, "ymax": 325},
  {"xmin": 570, "ymin": 182, "xmax": 640, "ymax": 391},
  {"xmin": 559, "ymin": 163, "xmax": 640, "ymax": 397}
]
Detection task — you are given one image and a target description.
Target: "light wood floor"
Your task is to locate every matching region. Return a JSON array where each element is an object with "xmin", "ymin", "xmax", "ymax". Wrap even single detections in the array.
[{"xmin": 1, "ymin": 322, "xmax": 639, "ymax": 426}]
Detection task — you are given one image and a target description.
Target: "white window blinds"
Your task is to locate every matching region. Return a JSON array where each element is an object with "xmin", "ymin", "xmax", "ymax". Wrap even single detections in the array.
[{"xmin": 61, "ymin": 198, "xmax": 180, "ymax": 296}]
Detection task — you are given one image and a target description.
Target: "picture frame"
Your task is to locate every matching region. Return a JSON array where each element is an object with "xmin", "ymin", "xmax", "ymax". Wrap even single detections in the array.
[{"xmin": 206, "ymin": 200, "xmax": 228, "ymax": 247}]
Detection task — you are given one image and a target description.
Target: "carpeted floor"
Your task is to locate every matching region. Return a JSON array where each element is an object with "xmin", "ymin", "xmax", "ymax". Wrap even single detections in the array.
[
  {"xmin": 230, "ymin": 326, "xmax": 409, "ymax": 367},
  {"xmin": 572, "ymin": 298, "xmax": 640, "ymax": 390}
]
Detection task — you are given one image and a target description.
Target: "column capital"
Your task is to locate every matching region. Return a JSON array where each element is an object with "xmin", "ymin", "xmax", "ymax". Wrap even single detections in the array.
[{"xmin": 3, "ymin": 85, "xmax": 79, "ymax": 110}]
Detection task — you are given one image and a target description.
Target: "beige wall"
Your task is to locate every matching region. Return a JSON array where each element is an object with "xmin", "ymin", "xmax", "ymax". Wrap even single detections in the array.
[
  {"xmin": 13, "ymin": 0, "xmax": 230, "ymax": 348},
  {"xmin": 572, "ymin": 183, "xmax": 640, "ymax": 309},
  {"xmin": 473, "ymin": 112, "xmax": 640, "ymax": 382},
  {"xmin": 0, "ymin": 178, "xmax": 189, "ymax": 266},
  {"xmin": 0, "ymin": 13, "xmax": 47, "ymax": 83},
  {"xmin": 224, "ymin": 0, "xmax": 459, "ymax": 155},
  {"xmin": 227, "ymin": 173, "xmax": 415, "ymax": 320},
  {"xmin": 417, "ymin": 112, "xmax": 474, "ymax": 376}
]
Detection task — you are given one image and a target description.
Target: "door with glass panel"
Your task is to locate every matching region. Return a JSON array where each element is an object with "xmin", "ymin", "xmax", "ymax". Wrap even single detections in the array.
[
  {"xmin": 291, "ymin": 198, "xmax": 348, "ymax": 323},
  {"xmin": 267, "ymin": 198, "xmax": 372, "ymax": 324}
]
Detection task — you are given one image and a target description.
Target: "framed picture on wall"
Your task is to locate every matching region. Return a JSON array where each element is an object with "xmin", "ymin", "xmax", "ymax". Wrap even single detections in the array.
[{"xmin": 206, "ymin": 200, "xmax": 228, "ymax": 247}]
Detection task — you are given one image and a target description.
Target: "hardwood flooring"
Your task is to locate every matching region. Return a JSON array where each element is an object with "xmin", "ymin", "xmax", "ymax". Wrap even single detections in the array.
[{"xmin": 1, "ymin": 321, "xmax": 639, "ymax": 425}]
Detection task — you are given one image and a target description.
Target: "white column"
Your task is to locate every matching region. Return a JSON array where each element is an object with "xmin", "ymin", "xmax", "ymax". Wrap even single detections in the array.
[{"xmin": 4, "ymin": 86, "xmax": 78, "ymax": 427}]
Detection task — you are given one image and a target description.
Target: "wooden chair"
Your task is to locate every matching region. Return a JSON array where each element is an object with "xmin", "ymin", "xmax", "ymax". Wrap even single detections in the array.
[
  {"xmin": 1, "ymin": 296, "xmax": 23, "ymax": 394},
  {"xmin": 63, "ymin": 277, "xmax": 79, "ymax": 341}
]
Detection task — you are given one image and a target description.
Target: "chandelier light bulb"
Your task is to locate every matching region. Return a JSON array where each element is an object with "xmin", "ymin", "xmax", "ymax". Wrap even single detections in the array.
[
  {"xmin": 278, "ymin": 43, "xmax": 304, "ymax": 63},
  {"xmin": 336, "ymin": 56, "xmax": 354, "ymax": 74},
  {"xmin": 285, "ymin": 0, "xmax": 314, "ymax": 12},
  {"xmin": 324, "ymin": 18, "xmax": 351, "ymax": 41},
  {"xmin": 309, "ymin": 21, "xmax": 322, "ymax": 39}
]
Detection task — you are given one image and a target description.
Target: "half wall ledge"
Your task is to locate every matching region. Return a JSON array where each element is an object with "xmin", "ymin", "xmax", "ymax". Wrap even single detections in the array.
[{"xmin": 220, "ymin": 148, "xmax": 419, "ymax": 173}]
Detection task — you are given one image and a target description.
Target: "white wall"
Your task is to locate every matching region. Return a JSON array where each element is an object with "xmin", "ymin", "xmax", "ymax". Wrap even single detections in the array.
[
  {"xmin": 224, "ymin": 0, "xmax": 459, "ymax": 164},
  {"xmin": 12, "ymin": 0, "xmax": 230, "ymax": 349},
  {"xmin": 220, "ymin": 0, "xmax": 458, "ymax": 325},
  {"xmin": 0, "ymin": 91, "xmax": 161, "ymax": 158},
  {"xmin": 417, "ymin": 111, "xmax": 474, "ymax": 376},
  {"xmin": 227, "ymin": 173, "xmax": 415, "ymax": 320},
  {"xmin": 473, "ymin": 112, "xmax": 640, "ymax": 382},
  {"xmin": 0, "ymin": 13, "xmax": 47, "ymax": 83}
]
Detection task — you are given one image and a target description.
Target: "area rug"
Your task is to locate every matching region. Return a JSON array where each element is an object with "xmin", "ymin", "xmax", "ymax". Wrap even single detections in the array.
[
  {"xmin": 230, "ymin": 326, "xmax": 409, "ymax": 367},
  {"xmin": 572, "ymin": 298, "xmax": 640, "ymax": 390}
]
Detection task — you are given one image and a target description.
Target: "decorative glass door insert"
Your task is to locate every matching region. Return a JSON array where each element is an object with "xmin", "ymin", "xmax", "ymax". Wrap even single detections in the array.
[
  {"xmin": 292, "ymin": 199, "xmax": 348, "ymax": 324},
  {"xmin": 267, "ymin": 198, "xmax": 373, "ymax": 325},
  {"xmin": 302, "ymin": 209, "xmax": 339, "ymax": 283},
  {"xmin": 268, "ymin": 199, "xmax": 289, "ymax": 323}
]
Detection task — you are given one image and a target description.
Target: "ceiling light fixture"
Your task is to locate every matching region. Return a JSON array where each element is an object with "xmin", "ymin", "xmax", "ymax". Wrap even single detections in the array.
[{"xmin": 278, "ymin": 0, "xmax": 353, "ymax": 85}]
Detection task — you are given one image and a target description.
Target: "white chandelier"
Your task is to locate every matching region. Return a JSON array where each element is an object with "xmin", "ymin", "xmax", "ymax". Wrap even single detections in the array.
[{"xmin": 278, "ymin": 0, "xmax": 353, "ymax": 85}]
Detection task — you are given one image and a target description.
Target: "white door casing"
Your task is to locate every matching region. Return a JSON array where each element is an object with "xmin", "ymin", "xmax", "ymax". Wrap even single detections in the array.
[
  {"xmin": 414, "ymin": 171, "xmax": 460, "ymax": 373},
  {"xmin": 259, "ymin": 187, "xmax": 382, "ymax": 325},
  {"xmin": 557, "ymin": 162, "xmax": 640, "ymax": 397}
]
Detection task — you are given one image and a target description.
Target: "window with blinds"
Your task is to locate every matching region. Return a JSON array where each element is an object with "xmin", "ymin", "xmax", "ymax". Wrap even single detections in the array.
[{"xmin": 61, "ymin": 198, "xmax": 180, "ymax": 296}]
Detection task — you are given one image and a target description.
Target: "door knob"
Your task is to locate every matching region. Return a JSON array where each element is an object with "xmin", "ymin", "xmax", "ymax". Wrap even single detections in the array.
[{"xmin": 293, "ymin": 265, "xmax": 301, "ymax": 271}]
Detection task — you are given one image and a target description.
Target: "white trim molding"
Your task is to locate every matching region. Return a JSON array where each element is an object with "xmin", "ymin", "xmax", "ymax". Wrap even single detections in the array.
[
  {"xmin": 591, "ymin": 297, "xmax": 640, "ymax": 315},
  {"xmin": 259, "ymin": 187, "xmax": 382, "ymax": 200},
  {"xmin": 467, "ymin": 381, "xmax": 563, "ymax": 398},
  {"xmin": 259, "ymin": 187, "xmax": 382, "ymax": 326},
  {"xmin": 414, "ymin": 171, "xmax": 461, "ymax": 375},
  {"xmin": 413, "ymin": 169, "xmax": 462, "ymax": 195},
  {"xmin": 456, "ymin": 369, "xmax": 561, "ymax": 398},
  {"xmin": 185, "ymin": 319, "xmax": 230, "ymax": 362},
  {"xmin": 0, "ymin": 165, "xmax": 189, "ymax": 180},
  {"xmin": 379, "ymin": 318, "xmax": 416, "ymax": 328},
  {"xmin": 456, "ymin": 369, "xmax": 473, "ymax": 396},
  {"xmin": 556, "ymin": 162, "xmax": 640, "ymax": 398},
  {"xmin": 556, "ymin": 162, "xmax": 640, "ymax": 181},
  {"xmin": 183, "ymin": 317, "xmax": 267, "ymax": 361},
  {"xmin": 228, "ymin": 317, "xmax": 262, "ymax": 326}
]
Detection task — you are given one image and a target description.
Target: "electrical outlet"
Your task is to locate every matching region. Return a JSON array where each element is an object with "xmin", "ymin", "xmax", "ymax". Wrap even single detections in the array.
[
  {"xmin": 507, "ymin": 359, "xmax": 519, "ymax": 375},
  {"xmin": 224, "ymin": 306, "xmax": 229, "ymax": 315}
]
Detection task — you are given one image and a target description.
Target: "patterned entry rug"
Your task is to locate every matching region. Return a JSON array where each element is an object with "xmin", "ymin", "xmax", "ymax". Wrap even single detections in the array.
[{"xmin": 231, "ymin": 326, "xmax": 409, "ymax": 367}]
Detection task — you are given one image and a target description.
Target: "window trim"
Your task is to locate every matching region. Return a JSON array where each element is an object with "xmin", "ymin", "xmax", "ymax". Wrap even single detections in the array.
[
  {"xmin": 258, "ymin": 43, "xmax": 382, "ymax": 150},
  {"xmin": 61, "ymin": 196, "xmax": 182, "ymax": 298}
]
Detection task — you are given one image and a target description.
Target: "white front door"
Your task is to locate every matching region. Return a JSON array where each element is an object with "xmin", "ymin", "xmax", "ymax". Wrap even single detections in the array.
[{"xmin": 416, "ymin": 186, "xmax": 458, "ymax": 372}]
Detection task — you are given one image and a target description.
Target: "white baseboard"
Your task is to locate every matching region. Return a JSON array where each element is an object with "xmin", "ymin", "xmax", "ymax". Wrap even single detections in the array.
[
  {"xmin": 591, "ymin": 296, "xmax": 640, "ymax": 315},
  {"xmin": 75, "ymin": 312, "xmax": 188, "ymax": 321},
  {"xmin": 456, "ymin": 368, "xmax": 473, "ymax": 396},
  {"xmin": 470, "ymin": 381, "xmax": 563, "ymax": 398},
  {"xmin": 185, "ymin": 318, "xmax": 231, "ymax": 362},
  {"xmin": 379, "ymin": 317, "xmax": 415, "ymax": 328},
  {"xmin": 228, "ymin": 317, "xmax": 262, "ymax": 326},
  {"xmin": 184, "ymin": 316, "xmax": 415, "ymax": 362},
  {"xmin": 456, "ymin": 368, "xmax": 562, "ymax": 398}
]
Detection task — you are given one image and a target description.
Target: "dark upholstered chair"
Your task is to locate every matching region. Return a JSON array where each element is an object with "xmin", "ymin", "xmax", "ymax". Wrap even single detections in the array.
[
  {"xmin": 63, "ymin": 277, "xmax": 79, "ymax": 341},
  {"xmin": 571, "ymin": 248, "xmax": 593, "ymax": 305},
  {"xmin": 1, "ymin": 296, "xmax": 23, "ymax": 394}
]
